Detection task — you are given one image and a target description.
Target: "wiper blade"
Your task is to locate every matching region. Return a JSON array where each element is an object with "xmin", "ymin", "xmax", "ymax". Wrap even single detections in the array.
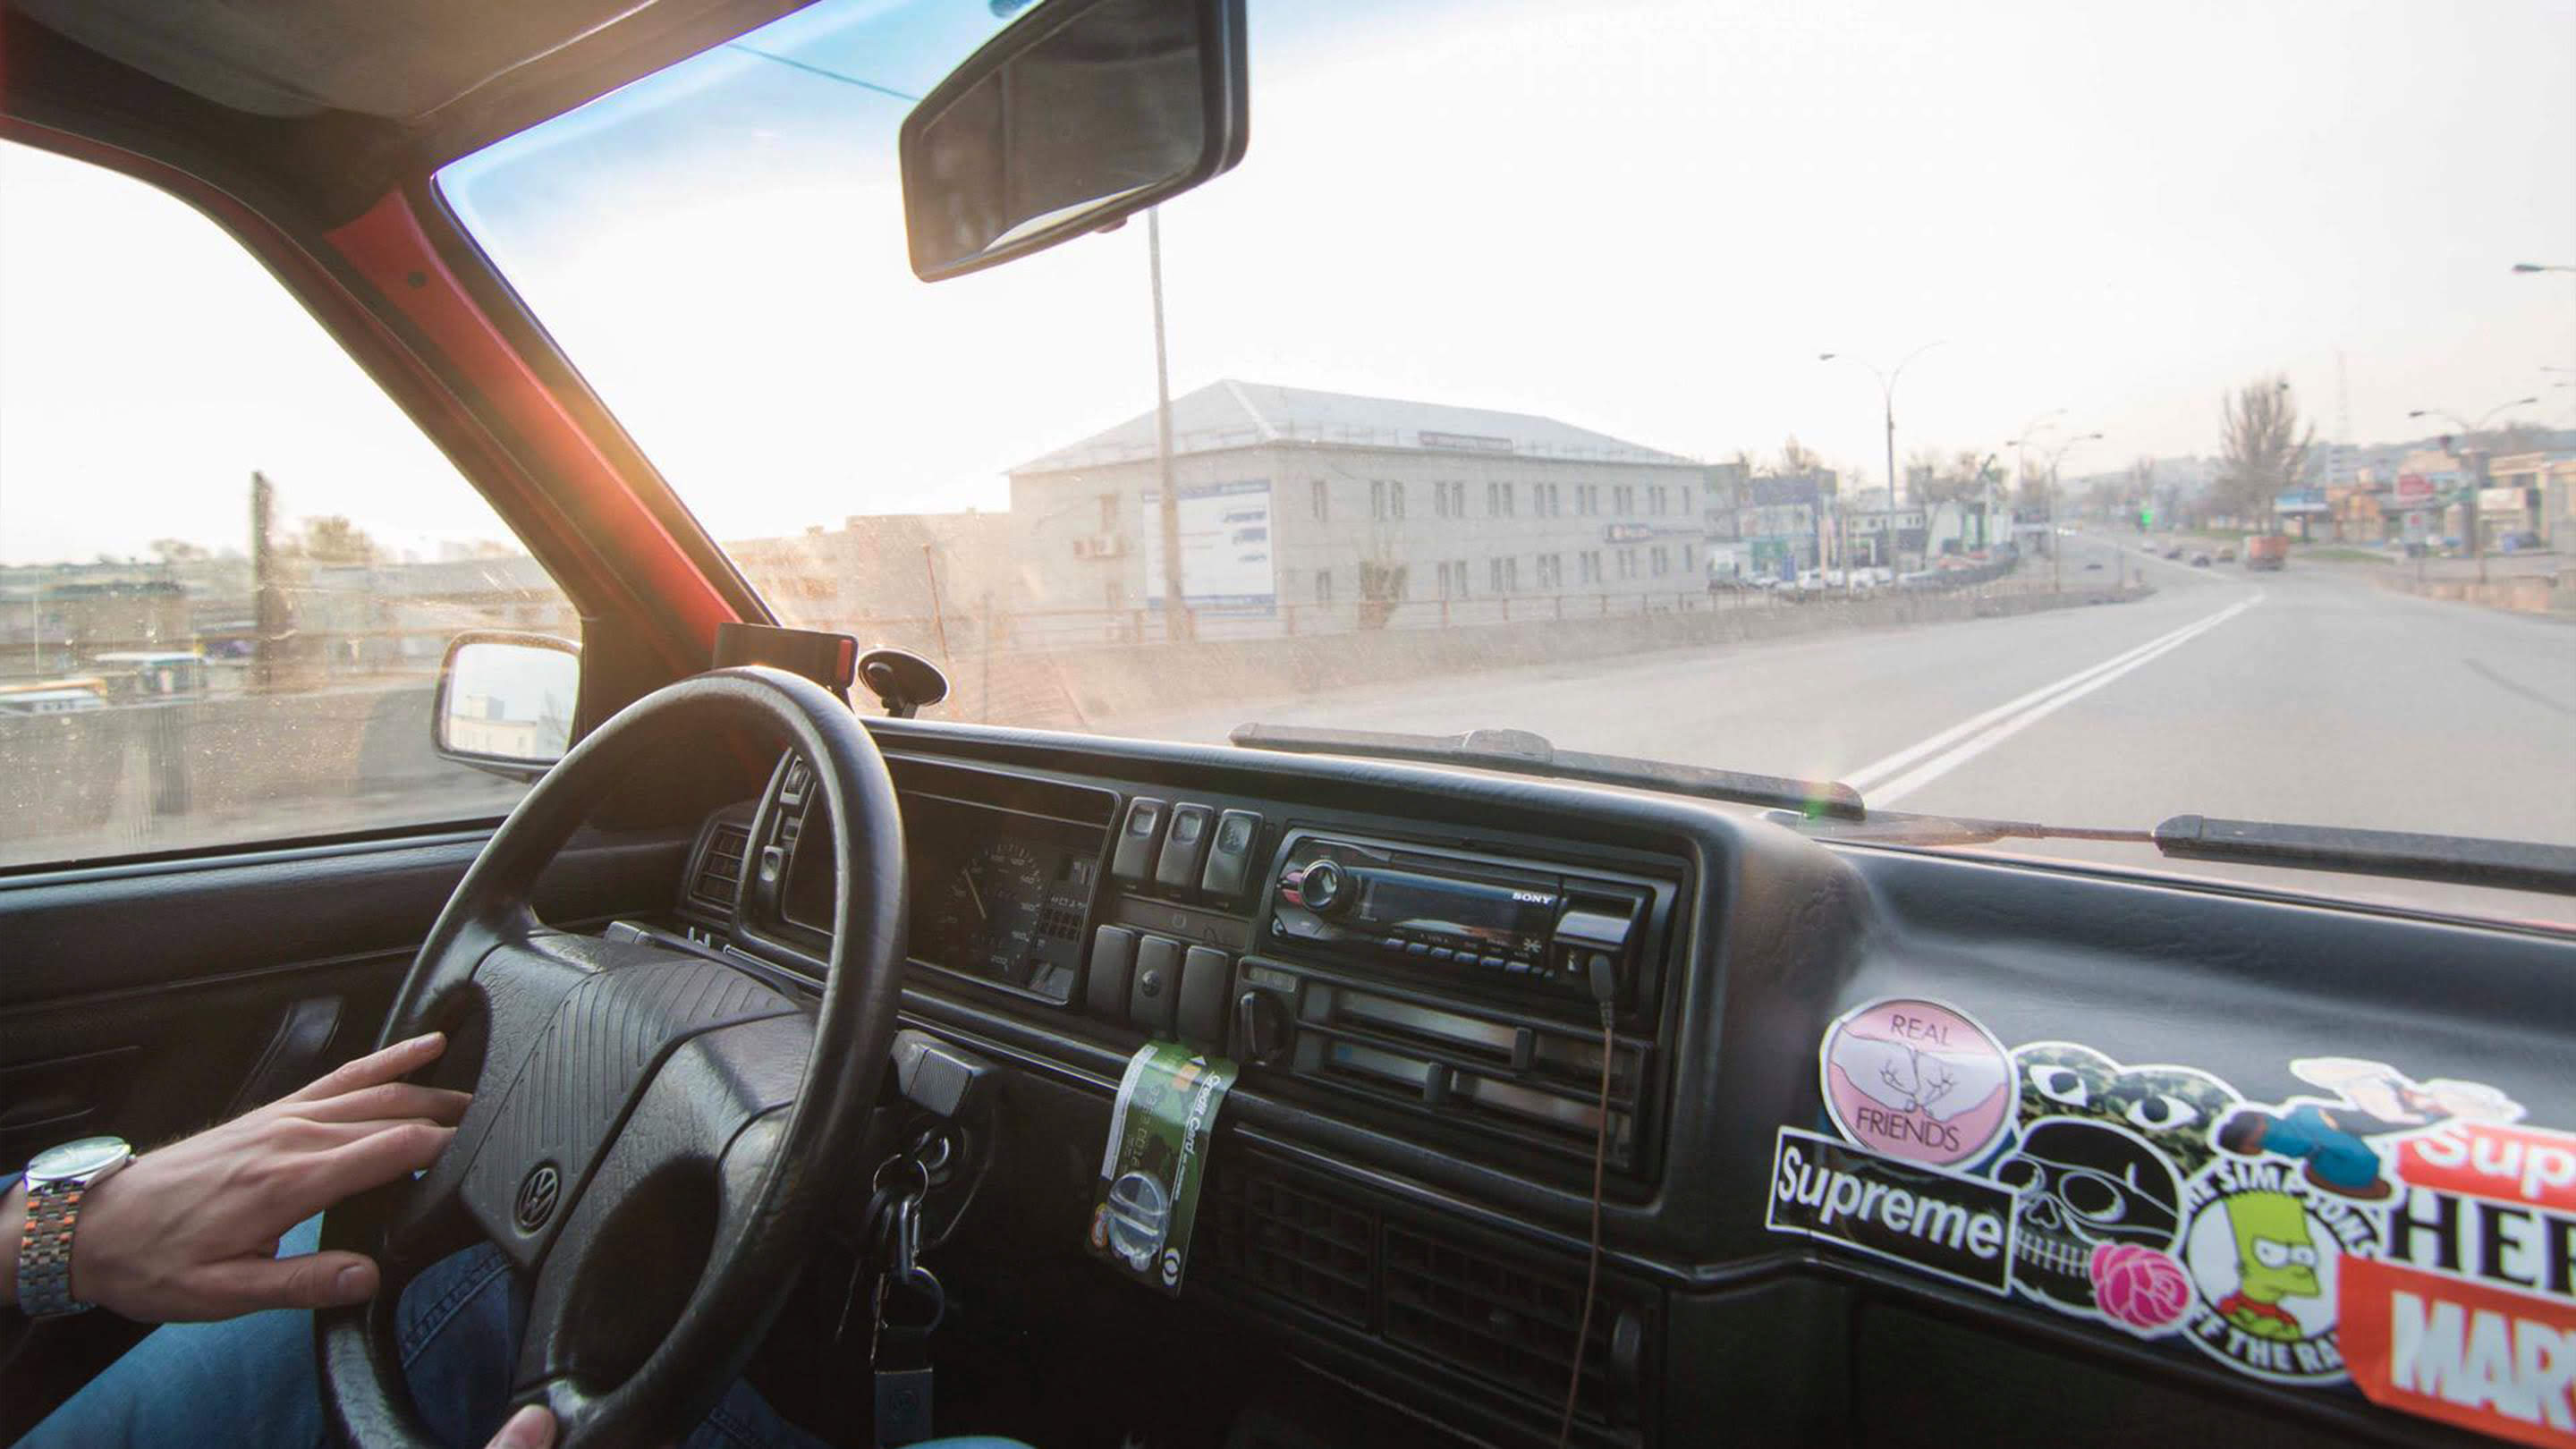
[
  {"xmin": 1766, "ymin": 809, "xmax": 2152, "ymax": 847},
  {"xmin": 1229, "ymin": 724, "xmax": 1866, "ymax": 819},
  {"xmin": 1783, "ymin": 807, "xmax": 2576, "ymax": 896},
  {"xmin": 2154, "ymin": 815, "xmax": 2576, "ymax": 895}
]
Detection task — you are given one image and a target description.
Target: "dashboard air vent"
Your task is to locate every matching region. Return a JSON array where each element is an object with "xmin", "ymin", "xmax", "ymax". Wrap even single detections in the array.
[
  {"xmin": 691, "ymin": 824, "xmax": 751, "ymax": 911},
  {"xmin": 1381, "ymin": 1221, "xmax": 1615, "ymax": 1423},
  {"xmin": 1208, "ymin": 1164, "xmax": 1374, "ymax": 1329}
]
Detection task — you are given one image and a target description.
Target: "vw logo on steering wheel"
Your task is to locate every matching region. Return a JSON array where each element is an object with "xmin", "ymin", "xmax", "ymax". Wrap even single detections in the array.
[{"xmin": 514, "ymin": 1162, "xmax": 563, "ymax": 1232}]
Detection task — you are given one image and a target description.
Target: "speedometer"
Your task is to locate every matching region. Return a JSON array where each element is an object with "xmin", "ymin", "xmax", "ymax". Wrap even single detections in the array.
[{"xmin": 931, "ymin": 838, "xmax": 1049, "ymax": 981}]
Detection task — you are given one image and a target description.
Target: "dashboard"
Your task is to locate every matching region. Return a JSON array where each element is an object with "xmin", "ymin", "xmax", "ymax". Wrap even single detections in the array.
[{"xmin": 660, "ymin": 719, "xmax": 2573, "ymax": 1449}]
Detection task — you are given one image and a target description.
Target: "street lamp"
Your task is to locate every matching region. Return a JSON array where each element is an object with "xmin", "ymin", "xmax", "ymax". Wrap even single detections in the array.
[
  {"xmin": 1999, "ymin": 409, "xmax": 2066, "ymax": 554},
  {"xmin": 2511, "ymin": 262, "xmax": 2576, "ymax": 274},
  {"xmin": 2406, "ymin": 397, "xmax": 2540, "ymax": 580},
  {"xmin": 2038, "ymin": 432, "xmax": 2103, "ymax": 595},
  {"xmin": 1820, "ymin": 343, "xmax": 1946, "ymax": 580}
]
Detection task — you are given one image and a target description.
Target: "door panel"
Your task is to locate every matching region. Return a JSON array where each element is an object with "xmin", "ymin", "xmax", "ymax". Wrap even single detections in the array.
[{"xmin": 0, "ymin": 825, "xmax": 689, "ymax": 1436}]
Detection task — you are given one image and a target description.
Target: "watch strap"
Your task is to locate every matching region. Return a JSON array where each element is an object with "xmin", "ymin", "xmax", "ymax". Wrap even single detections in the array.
[{"xmin": 17, "ymin": 1178, "xmax": 92, "ymax": 1318}]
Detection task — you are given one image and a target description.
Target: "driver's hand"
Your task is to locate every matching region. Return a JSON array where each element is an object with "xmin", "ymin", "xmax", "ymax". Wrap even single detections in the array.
[
  {"xmin": 487, "ymin": 1405, "xmax": 556, "ymax": 1449},
  {"xmin": 54, "ymin": 1031, "xmax": 470, "ymax": 1322}
]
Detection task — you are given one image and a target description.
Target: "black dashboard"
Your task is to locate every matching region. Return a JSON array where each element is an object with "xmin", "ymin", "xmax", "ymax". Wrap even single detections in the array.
[{"xmin": 660, "ymin": 718, "xmax": 2574, "ymax": 1449}]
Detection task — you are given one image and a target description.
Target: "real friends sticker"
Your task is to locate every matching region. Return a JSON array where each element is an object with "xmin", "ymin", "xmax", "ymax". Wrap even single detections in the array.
[{"xmin": 1818, "ymin": 996, "xmax": 2015, "ymax": 1167}]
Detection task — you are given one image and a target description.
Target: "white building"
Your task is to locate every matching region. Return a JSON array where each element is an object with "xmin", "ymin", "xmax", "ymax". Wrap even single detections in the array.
[{"xmin": 1008, "ymin": 381, "xmax": 1710, "ymax": 623}]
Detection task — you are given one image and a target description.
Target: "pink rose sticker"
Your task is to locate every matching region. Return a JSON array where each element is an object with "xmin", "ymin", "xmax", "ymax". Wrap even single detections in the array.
[{"xmin": 2089, "ymin": 1242, "xmax": 2190, "ymax": 1334}]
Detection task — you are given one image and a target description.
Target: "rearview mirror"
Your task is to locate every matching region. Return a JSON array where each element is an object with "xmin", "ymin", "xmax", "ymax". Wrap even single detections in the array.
[
  {"xmin": 900, "ymin": 0, "xmax": 1248, "ymax": 282},
  {"xmin": 433, "ymin": 631, "xmax": 580, "ymax": 777}
]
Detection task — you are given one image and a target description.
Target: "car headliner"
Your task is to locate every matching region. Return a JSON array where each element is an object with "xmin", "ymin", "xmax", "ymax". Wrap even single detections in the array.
[{"xmin": 3, "ymin": 0, "xmax": 813, "ymax": 220}]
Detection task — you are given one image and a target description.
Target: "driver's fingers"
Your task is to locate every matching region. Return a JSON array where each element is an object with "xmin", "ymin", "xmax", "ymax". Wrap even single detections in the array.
[
  {"xmin": 290, "ymin": 1082, "xmax": 472, "ymax": 1127},
  {"xmin": 261, "ymin": 1114, "xmax": 457, "ymax": 1156},
  {"xmin": 487, "ymin": 1405, "xmax": 557, "ymax": 1449},
  {"xmin": 279, "ymin": 1032, "xmax": 448, "ymax": 1105},
  {"xmin": 180, "ymin": 1249, "xmax": 381, "ymax": 1319},
  {"xmin": 275, "ymin": 1121, "xmax": 456, "ymax": 1209}
]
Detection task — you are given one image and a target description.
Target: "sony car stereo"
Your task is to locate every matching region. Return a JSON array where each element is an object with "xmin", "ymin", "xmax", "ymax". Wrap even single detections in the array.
[{"xmin": 1265, "ymin": 832, "xmax": 1647, "ymax": 998}]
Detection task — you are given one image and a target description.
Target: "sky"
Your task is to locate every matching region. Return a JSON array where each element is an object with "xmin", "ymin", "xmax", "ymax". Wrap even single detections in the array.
[{"xmin": 5, "ymin": 0, "xmax": 2574, "ymax": 564}]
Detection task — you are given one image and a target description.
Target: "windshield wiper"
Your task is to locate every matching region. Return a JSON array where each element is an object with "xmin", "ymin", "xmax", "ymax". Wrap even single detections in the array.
[
  {"xmin": 1775, "ymin": 808, "xmax": 2576, "ymax": 895},
  {"xmin": 2151, "ymin": 816, "xmax": 2576, "ymax": 895},
  {"xmin": 1229, "ymin": 724, "xmax": 1866, "ymax": 819}
]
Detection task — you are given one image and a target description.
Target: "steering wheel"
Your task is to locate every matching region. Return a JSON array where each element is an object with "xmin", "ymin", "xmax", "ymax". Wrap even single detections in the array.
[{"xmin": 318, "ymin": 666, "xmax": 906, "ymax": 1447}]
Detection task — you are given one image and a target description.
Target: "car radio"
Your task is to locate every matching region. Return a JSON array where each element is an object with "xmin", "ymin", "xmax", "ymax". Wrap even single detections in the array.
[{"xmin": 1265, "ymin": 832, "xmax": 1646, "ymax": 998}]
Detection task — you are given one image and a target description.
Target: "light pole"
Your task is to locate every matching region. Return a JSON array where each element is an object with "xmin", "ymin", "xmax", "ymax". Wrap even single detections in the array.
[
  {"xmin": 2039, "ymin": 432, "xmax": 2103, "ymax": 594},
  {"xmin": 1148, "ymin": 208, "xmax": 1190, "ymax": 643},
  {"xmin": 2408, "ymin": 396, "xmax": 2540, "ymax": 580},
  {"xmin": 1821, "ymin": 343, "xmax": 1945, "ymax": 579},
  {"xmin": 2518, "ymin": 263, "xmax": 2576, "ymax": 428},
  {"xmin": 2000, "ymin": 410, "xmax": 2065, "ymax": 555}
]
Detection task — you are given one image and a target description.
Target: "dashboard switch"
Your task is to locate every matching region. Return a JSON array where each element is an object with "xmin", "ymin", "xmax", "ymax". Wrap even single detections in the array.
[
  {"xmin": 1087, "ymin": 926, "xmax": 1138, "ymax": 1021},
  {"xmin": 1154, "ymin": 803, "xmax": 1215, "ymax": 894},
  {"xmin": 1198, "ymin": 809, "xmax": 1263, "ymax": 902},
  {"xmin": 1177, "ymin": 946, "xmax": 1231, "ymax": 1047},
  {"xmin": 1110, "ymin": 798, "xmax": 1168, "ymax": 884},
  {"xmin": 1130, "ymin": 935, "xmax": 1182, "ymax": 1034}
]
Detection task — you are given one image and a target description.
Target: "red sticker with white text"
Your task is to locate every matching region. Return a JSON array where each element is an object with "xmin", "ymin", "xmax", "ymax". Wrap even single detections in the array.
[{"xmin": 2342, "ymin": 1257, "xmax": 2576, "ymax": 1448}]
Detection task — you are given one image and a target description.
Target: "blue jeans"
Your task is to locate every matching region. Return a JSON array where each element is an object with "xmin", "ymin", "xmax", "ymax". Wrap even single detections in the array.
[
  {"xmin": 2261, "ymin": 1103, "xmax": 2386, "ymax": 1193},
  {"xmin": 17, "ymin": 1219, "xmax": 844, "ymax": 1449}
]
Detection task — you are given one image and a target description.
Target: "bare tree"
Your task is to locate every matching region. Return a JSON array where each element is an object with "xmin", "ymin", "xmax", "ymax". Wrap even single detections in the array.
[
  {"xmin": 1908, "ymin": 448, "xmax": 1994, "ymax": 505},
  {"xmin": 2217, "ymin": 377, "xmax": 2314, "ymax": 526},
  {"xmin": 297, "ymin": 515, "xmax": 379, "ymax": 564},
  {"xmin": 148, "ymin": 538, "xmax": 207, "ymax": 564},
  {"xmin": 1775, "ymin": 435, "xmax": 1823, "ymax": 477}
]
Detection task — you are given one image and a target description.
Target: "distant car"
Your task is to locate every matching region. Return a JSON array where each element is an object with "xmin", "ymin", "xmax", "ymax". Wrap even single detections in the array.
[
  {"xmin": 2083, "ymin": 561, "xmax": 2103, "ymax": 571},
  {"xmin": 2163, "ymin": 545, "xmax": 2185, "ymax": 559},
  {"xmin": 2216, "ymin": 546, "xmax": 2237, "ymax": 562},
  {"xmin": 2190, "ymin": 552, "xmax": 2212, "ymax": 567}
]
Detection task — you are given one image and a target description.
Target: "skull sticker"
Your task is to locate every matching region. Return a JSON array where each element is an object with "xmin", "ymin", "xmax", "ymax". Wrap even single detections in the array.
[
  {"xmin": 1995, "ymin": 1044, "xmax": 2243, "ymax": 1326},
  {"xmin": 1997, "ymin": 1118, "xmax": 2182, "ymax": 1312}
]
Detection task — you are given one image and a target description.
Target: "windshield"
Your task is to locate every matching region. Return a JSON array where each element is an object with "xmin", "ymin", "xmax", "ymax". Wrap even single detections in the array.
[{"xmin": 438, "ymin": 0, "xmax": 2576, "ymax": 927}]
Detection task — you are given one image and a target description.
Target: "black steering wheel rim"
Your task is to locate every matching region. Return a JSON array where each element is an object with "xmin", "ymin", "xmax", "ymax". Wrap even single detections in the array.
[{"xmin": 318, "ymin": 665, "xmax": 905, "ymax": 1448}]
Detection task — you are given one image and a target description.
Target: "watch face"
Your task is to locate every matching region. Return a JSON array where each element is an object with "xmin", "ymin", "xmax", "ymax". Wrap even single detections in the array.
[{"xmin": 29, "ymin": 1135, "xmax": 131, "ymax": 1184}]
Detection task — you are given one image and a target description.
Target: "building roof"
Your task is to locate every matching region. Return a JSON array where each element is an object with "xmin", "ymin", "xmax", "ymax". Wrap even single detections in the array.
[{"xmin": 1011, "ymin": 379, "xmax": 1698, "ymax": 475}]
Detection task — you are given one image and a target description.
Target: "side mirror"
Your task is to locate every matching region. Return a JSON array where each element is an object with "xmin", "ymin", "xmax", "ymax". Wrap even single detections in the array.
[
  {"xmin": 433, "ymin": 631, "xmax": 580, "ymax": 778},
  {"xmin": 899, "ymin": 0, "xmax": 1248, "ymax": 282}
]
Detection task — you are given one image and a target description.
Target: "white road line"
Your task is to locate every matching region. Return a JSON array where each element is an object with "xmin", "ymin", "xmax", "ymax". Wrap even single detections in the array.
[{"xmin": 1843, "ymin": 592, "xmax": 2266, "ymax": 807}]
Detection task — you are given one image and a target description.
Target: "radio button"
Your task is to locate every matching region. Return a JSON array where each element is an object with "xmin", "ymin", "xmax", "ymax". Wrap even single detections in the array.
[
  {"xmin": 1111, "ymin": 799, "xmax": 1169, "ymax": 884},
  {"xmin": 1403, "ymin": 942, "xmax": 1430, "ymax": 958},
  {"xmin": 1154, "ymin": 803, "xmax": 1215, "ymax": 894},
  {"xmin": 1479, "ymin": 955, "xmax": 1509, "ymax": 970},
  {"xmin": 1087, "ymin": 927, "xmax": 1139, "ymax": 1021},
  {"xmin": 1427, "ymin": 946, "xmax": 1454, "ymax": 962},
  {"xmin": 1130, "ymin": 935, "xmax": 1182, "ymax": 1034},
  {"xmin": 1178, "ymin": 946, "xmax": 1231, "ymax": 1047}
]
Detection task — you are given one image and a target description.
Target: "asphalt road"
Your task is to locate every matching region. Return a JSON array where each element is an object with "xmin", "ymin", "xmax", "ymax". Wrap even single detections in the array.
[{"xmin": 1109, "ymin": 533, "xmax": 2576, "ymax": 928}]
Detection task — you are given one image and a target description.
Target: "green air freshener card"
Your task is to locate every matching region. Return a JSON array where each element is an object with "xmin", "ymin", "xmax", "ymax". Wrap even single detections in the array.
[{"xmin": 1088, "ymin": 1039, "xmax": 1238, "ymax": 1296}]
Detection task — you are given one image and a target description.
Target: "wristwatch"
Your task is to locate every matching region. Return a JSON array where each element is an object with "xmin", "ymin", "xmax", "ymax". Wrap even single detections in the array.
[{"xmin": 15, "ymin": 1136, "xmax": 133, "ymax": 1318}]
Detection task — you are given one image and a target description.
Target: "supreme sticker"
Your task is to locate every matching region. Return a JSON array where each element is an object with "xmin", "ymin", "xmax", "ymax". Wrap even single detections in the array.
[
  {"xmin": 2397, "ymin": 1122, "xmax": 2576, "ymax": 1217},
  {"xmin": 2343, "ymin": 1258, "xmax": 2576, "ymax": 1448},
  {"xmin": 1819, "ymin": 997, "xmax": 2014, "ymax": 1167},
  {"xmin": 1767, "ymin": 1126, "xmax": 2016, "ymax": 1294}
]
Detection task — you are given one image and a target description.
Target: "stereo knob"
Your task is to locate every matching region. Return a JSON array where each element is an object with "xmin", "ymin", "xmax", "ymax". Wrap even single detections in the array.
[
  {"xmin": 1297, "ymin": 859, "xmax": 1351, "ymax": 915},
  {"xmin": 1235, "ymin": 990, "xmax": 1291, "ymax": 1066}
]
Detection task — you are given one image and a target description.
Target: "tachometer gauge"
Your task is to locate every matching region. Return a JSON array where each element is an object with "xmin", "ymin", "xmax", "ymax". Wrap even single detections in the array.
[{"xmin": 931, "ymin": 838, "xmax": 1048, "ymax": 980}]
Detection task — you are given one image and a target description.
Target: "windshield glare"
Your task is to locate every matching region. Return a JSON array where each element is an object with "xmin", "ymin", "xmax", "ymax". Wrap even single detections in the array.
[{"xmin": 438, "ymin": 0, "xmax": 2576, "ymax": 927}]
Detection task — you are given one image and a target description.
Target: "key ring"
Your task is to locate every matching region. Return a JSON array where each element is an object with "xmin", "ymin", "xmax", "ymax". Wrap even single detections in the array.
[
  {"xmin": 878, "ymin": 1263, "xmax": 945, "ymax": 1339},
  {"xmin": 872, "ymin": 1153, "xmax": 932, "ymax": 1202}
]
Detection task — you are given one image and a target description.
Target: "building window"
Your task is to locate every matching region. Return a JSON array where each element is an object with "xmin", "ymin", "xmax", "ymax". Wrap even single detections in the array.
[
  {"xmin": 1393, "ymin": 481, "xmax": 1407, "ymax": 520},
  {"xmin": 1651, "ymin": 545, "xmax": 1668, "ymax": 577},
  {"xmin": 1537, "ymin": 554, "xmax": 1562, "ymax": 589},
  {"xmin": 1505, "ymin": 556, "xmax": 1521, "ymax": 592},
  {"xmin": 1310, "ymin": 479, "xmax": 1329, "ymax": 521},
  {"xmin": 1613, "ymin": 484, "xmax": 1633, "ymax": 514},
  {"xmin": 1487, "ymin": 557, "xmax": 1504, "ymax": 593},
  {"xmin": 1314, "ymin": 570, "xmax": 1334, "ymax": 605},
  {"xmin": 1097, "ymin": 493, "xmax": 1117, "ymax": 531},
  {"xmin": 1682, "ymin": 545, "xmax": 1694, "ymax": 573}
]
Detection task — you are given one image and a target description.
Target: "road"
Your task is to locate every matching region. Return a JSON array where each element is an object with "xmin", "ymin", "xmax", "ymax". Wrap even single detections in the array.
[{"xmin": 1106, "ymin": 533, "xmax": 2576, "ymax": 928}]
